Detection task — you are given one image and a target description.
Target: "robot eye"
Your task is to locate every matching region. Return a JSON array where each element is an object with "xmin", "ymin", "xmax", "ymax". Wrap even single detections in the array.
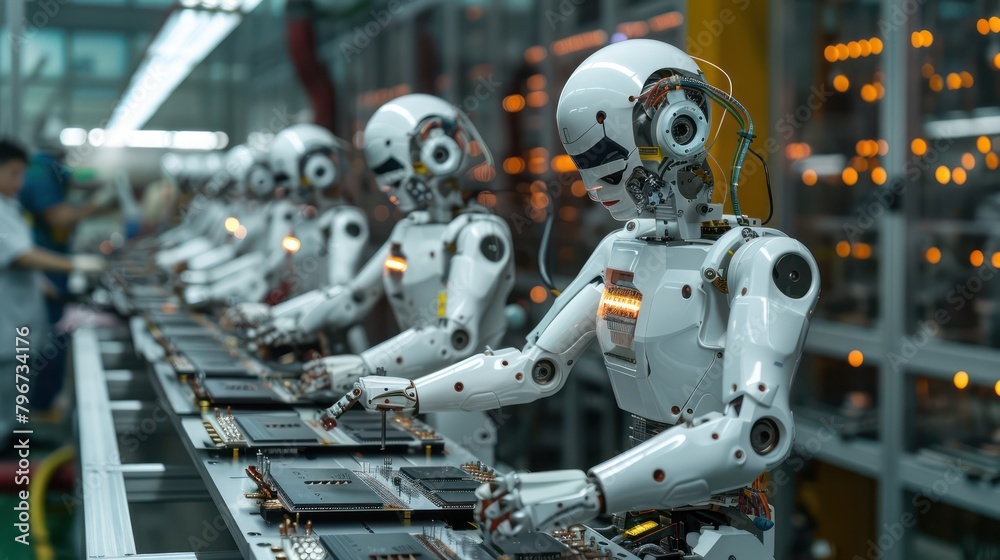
[
  {"xmin": 600, "ymin": 169, "xmax": 626, "ymax": 185},
  {"xmin": 570, "ymin": 136, "xmax": 629, "ymax": 170},
  {"xmin": 372, "ymin": 157, "xmax": 404, "ymax": 175}
]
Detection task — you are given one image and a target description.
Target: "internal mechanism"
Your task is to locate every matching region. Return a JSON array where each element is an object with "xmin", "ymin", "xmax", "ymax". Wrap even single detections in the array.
[{"xmin": 599, "ymin": 273, "xmax": 643, "ymax": 348}]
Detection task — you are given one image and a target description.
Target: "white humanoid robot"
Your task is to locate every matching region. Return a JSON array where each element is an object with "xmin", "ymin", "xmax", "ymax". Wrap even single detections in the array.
[
  {"xmin": 183, "ymin": 124, "xmax": 370, "ymax": 311},
  {"xmin": 322, "ymin": 40, "xmax": 819, "ymax": 560},
  {"xmin": 254, "ymin": 94, "xmax": 515, "ymax": 461},
  {"xmin": 154, "ymin": 153, "xmax": 233, "ymax": 266}
]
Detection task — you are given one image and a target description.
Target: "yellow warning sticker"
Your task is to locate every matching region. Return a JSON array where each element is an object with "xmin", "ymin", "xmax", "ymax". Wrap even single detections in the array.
[
  {"xmin": 413, "ymin": 161, "xmax": 428, "ymax": 174},
  {"xmin": 437, "ymin": 292, "xmax": 447, "ymax": 317},
  {"xmin": 638, "ymin": 146, "xmax": 664, "ymax": 161}
]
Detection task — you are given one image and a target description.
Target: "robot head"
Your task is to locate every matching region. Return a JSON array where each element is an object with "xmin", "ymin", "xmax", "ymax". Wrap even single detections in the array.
[
  {"xmin": 362, "ymin": 93, "xmax": 493, "ymax": 214},
  {"xmin": 225, "ymin": 143, "xmax": 274, "ymax": 200},
  {"xmin": 557, "ymin": 39, "xmax": 715, "ymax": 234},
  {"xmin": 269, "ymin": 124, "xmax": 347, "ymax": 202}
]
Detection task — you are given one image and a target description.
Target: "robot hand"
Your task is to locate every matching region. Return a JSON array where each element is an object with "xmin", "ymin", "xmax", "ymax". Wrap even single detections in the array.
[
  {"xmin": 317, "ymin": 375, "xmax": 416, "ymax": 430},
  {"xmin": 300, "ymin": 354, "xmax": 372, "ymax": 397},
  {"xmin": 475, "ymin": 470, "xmax": 602, "ymax": 543},
  {"xmin": 222, "ymin": 302, "xmax": 272, "ymax": 330},
  {"xmin": 249, "ymin": 317, "xmax": 303, "ymax": 347}
]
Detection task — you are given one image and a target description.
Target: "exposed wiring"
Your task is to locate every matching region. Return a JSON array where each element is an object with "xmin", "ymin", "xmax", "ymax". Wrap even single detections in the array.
[
  {"xmin": 30, "ymin": 445, "xmax": 74, "ymax": 560},
  {"xmin": 630, "ymin": 74, "xmax": 755, "ymax": 226},
  {"xmin": 705, "ymin": 148, "xmax": 729, "ymax": 211},
  {"xmin": 748, "ymin": 147, "xmax": 774, "ymax": 225},
  {"xmin": 538, "ymin": 198, "xmax": 561, "ymax": 296},
  {"xmin": 691, "ymin": 55, "xmax": 733, "ymax": 150}
]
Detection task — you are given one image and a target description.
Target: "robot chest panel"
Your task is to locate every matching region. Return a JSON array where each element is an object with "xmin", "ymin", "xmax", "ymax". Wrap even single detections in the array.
[
  {"xmin": 597, "ymin": 240, "xmax": 729, "ymax": 423},
  {"xmin": 384, "ymin": 223, "xmax": 448, "ymax": 327}
]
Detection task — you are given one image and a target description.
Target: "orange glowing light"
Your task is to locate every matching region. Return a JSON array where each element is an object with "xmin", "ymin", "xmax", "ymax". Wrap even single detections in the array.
[
  {"xmin": 503, "ymin": 157, "xmax": 526, "ymax": 174},
  {"xmin": 528, "ymin": 157, "xmax": 548, "ymax": 175},
  {"xmin": 859, "ymin": 39, "xmax": 872, "ymax": 56},
  {"xmin": 946, "ymin": 73, "xmax": 962, "ymax": 90},
  {"xmin": 911, "ymin": 138, "xmax": 927, "ymax": 156},
  {"xmin": 99, "ymin": 240, "xmax": 113, "ymax": 255},
  {"xmin": 648, "ymin": 11, "xmax": 684, "ymax": 32},
  {"xmin": 842, "ymin": 167, "xmax": 859, "ymax": 186},
  {"xmin": 871, "ymin": 167, "xmax": 887, "ymax": 185},
  {"xmin": 526, "ymin": 91, "xmax": 549, "ymax": 108},
  {"xmin": 991, "ymin": 16, "xmax": 1000, "ymax": 33},
  {"xmin": 571, "ymin": 180, "xmax": 587, "ymax": 197},
  {"xmin": 952, "ymin": 167, "xmax": 967, "ymax": 185},
  {"xmin": 960, "ymin": 71, "xmax": 974, "ymax": 88},
  {"xmin": 551, "ymin": 154, "xmax": 576, "ymax": 173},
  {"xmin": 962, "ymin": 153, "xmax": 976, "ymax": 170},
  {"xmin": 836, "ymin": 241, "xmax": 851, "ymax": 258},
  {"xmin": 851, "ymin": 156, "xmax": 869, "ymax": 172},
  {"xmin": 920, "ymin": 30, "xmax": 933, "ymax": 46},
  {"xmin": 225, "ymin": 217, "xmax": 240, "ymax": 233},
  {"xmin": 477, "ymin": 191, "xmax": 497, "ymax": 208},
  {"xmin": 929, "ymin": 74, "xmax": 943, "ymax": 92},
  {"xmin": 281, "ymin": 236, "xmax": 301, "ymax": 253},
  {"xmin": 527, "ymin": 74, "xmax": 547, "ymax": 91},
  {"xmin": 833, "ymin": 75, "xmax": 849, "ymax": 92},
  {"xmin": 385, "ymin": 255, "xmax": 407, "ymax": 273},
  {"xmin": 836, "ymin": 43, "xmax": 849, "ymax": 60},
  {"xmin": 935, "ymin": 166, "xmax": 951, "ymax": 184},
  {"xmin": 925, "ymin": 247, "xmax": 942, "ymax": 264},
  {"xmin": 530, "ymin": 192, "xmax": 550, "ymax": 209},
  {"xmin": 910, "ymin": 31, "xmax": 923, "ymax": 48},
  {"xmin": 921, "ymin": 63, "xmax": 935, "ymax": 79},
  {"xmin": 802, "ymin": 169, "xmax": 818, "ymax": 186},
  {"xmin": 877, "ymin": 139, "xmax": 889, "ymax": 156},
  {"xmin": 978, "ymin": 136, "xmax": 992, "ymax": 154},
  {"xmin": 551, "ymin": 30, "xmax": 608, "ymax": 57},
  {"xmin": 954, "ymin": 371, "xmax": 969, "ymax": 390},
  {"xmin": 994, "ymin": 252, "xmax": 1000, "ymax": 268},
  {"xmin": 995, "ymin": 380, "xmax": 1000, "ymax": 397},
  {"xmin": 472, "ymin": 164, "xmax": 496, "ymax": 182},
  {"xmin": 870, "ymin": 37, "xmax": 883, "ymax": 54},
  {"xmin": 979, "ymin": 18, "xmax": 991, "ymax": 35},
  {"xmin": 502, "ymin": 94, "xmax": 525, "ymax": 112},
  {"xmin": 823, "ymin": 45, "xmax": 838, "ymax": 62},
  {"xmin": 524, "ymin": 45, "xmax": 547, "ymax": 64},
  {"xmin": 987, "ymin": 153, "xmax": 999, "ymax": 169},
  {"xmin": 847, "ymin": 41, "xmax": 861, "ymax": 58},
  {"xmin": 234, "ymin": 225, "xmax": 247, "ymax": 240},
  {"xmin": 848, "ymin": 350, "xmax": 864, "ymax": 367},
  {"xmin": 853, "ymin": 242, "xmax": 872, "ymax": 260},
  {"xmin": 860, "ymin": 84, "xmax": 878, "ymax": 102},
  {"xmin": 971, "ymin": 250, "xmax": 985, "ymax": 267},
  {"xmin": 994, "ymin": 53, "xmax": 1000, "ymax": 70},
  {"xmin": 529, "ymin": 285, "xmax": 548, "ymax": 304}
]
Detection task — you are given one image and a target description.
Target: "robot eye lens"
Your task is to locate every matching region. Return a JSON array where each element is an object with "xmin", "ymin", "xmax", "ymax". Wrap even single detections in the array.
[
  {"xmin": 600, "ymin": 169, "xmax": 625, "ymax": 185},
  {"xmin": 671, "ymin": 115, "xmax": 697, "ymax": 145},
  {"xmin": 433, "ymin": 147, "xmax": 449, "ymax": 163},
  {"xmin": 596, "ymin": 111, "xmax": 606, "ymax": 123}
]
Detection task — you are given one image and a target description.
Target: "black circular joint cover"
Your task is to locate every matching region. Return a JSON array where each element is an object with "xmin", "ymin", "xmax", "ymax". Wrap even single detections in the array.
[
  {"xmin": 772, "ymin": 253, "xmax": 811, "ymax": 299},
  {"xmin": 480, "ymin": 234, "xmax": 505, "ymax": 262},
  {"xmin": 345, "ymin": 222, "xmax": 361, "ymax": 237},
  {"xmin": 451, "ymin": 329, "xmax": 470, "ymax": 351},
  {"xmin": 532, "ymin": 359, "xmax": 557, "ymax": 385}
]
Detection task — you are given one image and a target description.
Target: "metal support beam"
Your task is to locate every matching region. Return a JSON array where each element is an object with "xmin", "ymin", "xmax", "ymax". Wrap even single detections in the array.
[
  {"xmin": 878, "ymin": 0, "xmax": 909, "ymax": 558},
  {"xmin": 4, "ymin": 0, "xmax": 24, "ymax": 138}
]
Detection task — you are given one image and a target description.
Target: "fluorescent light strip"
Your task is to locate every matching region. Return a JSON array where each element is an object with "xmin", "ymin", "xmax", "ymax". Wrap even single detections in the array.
[
  {"xmin": 106, "ymin": 0, "xmax": 260, "ymax": 133},
  {"xmin": 924, "ymin": 114, "xmax": 1000, "ymax": 139},
  {"xmin": 61, "ymin": 128, "xmax": 229, "ymax": 150}
]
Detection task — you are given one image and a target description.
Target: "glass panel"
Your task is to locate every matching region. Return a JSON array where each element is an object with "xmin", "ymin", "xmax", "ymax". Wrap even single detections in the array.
[
  {"xmin": 792, "ymin": 354, "xmax": 880, "ymax": 442},
  {"xmin": 777, "ymin": 0, "xmax": 884, "ymax": 326},
  {"xmin": 71, "ymin": 32, "xmax": 127, "ymax": 79},
  {"xmin": 908, "ymin": 5, "xmax": 1000, "ymax": 348},
  {"xmin": 909, "ymin": 374, "xmax": 1000, "ymax": 463},
  {"xmin": 907, "ymin": 497, "xmax": 1000, "ymax": 558},
  {"xmin": 0, "ymin": 29, "xmax": 66, "ymax": 78}
]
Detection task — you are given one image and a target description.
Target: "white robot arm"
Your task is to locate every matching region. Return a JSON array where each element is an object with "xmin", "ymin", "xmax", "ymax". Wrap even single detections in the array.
[
  {"xmin": 253, "ymin": 240, "xmax": 390, "ymax": 345},
  {"xmin": 318, "ymin": 229, "xmax": 623, "ymax": 420},
  {"xmin": 480, "ymin": 236, "xmax": 819, "ymax": 540},
  {"xmin": 309, "ymin": 216, "xmax": 515, "ymax": 394}
]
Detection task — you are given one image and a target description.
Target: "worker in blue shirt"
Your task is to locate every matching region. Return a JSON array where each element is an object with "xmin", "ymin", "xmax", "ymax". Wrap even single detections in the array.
[{"xmin": 17, "ymin": 137, "xmax": 116, "ymax": 414}]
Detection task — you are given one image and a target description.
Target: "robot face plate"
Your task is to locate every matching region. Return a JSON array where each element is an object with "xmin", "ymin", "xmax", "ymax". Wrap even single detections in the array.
[
  {"xmin": 270, "ymin": 124, "xmax": 345, "ymax": 202},
  {"xmin": 363, "ymin": 94, "xmax": 493, "ymax": 214},
  {"xmin": 557, "ymin": 39, "xmax": 711, "ymax": 224}
]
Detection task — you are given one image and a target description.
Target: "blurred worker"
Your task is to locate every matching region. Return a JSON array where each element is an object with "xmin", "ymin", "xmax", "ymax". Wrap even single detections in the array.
[
  {"xmin": 18, "ymin": 121, "xmax": 116, "ymax": 414},
  {"xmin": 0, "ymin": 140, "xmax": 105, "ymax": 448}
]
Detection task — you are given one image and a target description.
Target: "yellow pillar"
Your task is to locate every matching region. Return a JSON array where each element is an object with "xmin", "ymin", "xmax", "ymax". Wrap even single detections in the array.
[{"xmin": 686, "ymin": 0, "xmax": 771, "ymax": 221}]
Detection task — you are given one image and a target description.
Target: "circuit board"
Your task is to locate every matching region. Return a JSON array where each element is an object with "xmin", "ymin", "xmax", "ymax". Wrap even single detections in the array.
[{"xmin": 200, "ymin": 409, "xmax": 446, "ymax": 453}]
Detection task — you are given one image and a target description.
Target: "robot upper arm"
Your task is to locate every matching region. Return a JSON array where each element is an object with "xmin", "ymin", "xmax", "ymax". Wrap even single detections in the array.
[{"xmin": 325, "ymin": 206, "xmax": 370, "ymax": 286}]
